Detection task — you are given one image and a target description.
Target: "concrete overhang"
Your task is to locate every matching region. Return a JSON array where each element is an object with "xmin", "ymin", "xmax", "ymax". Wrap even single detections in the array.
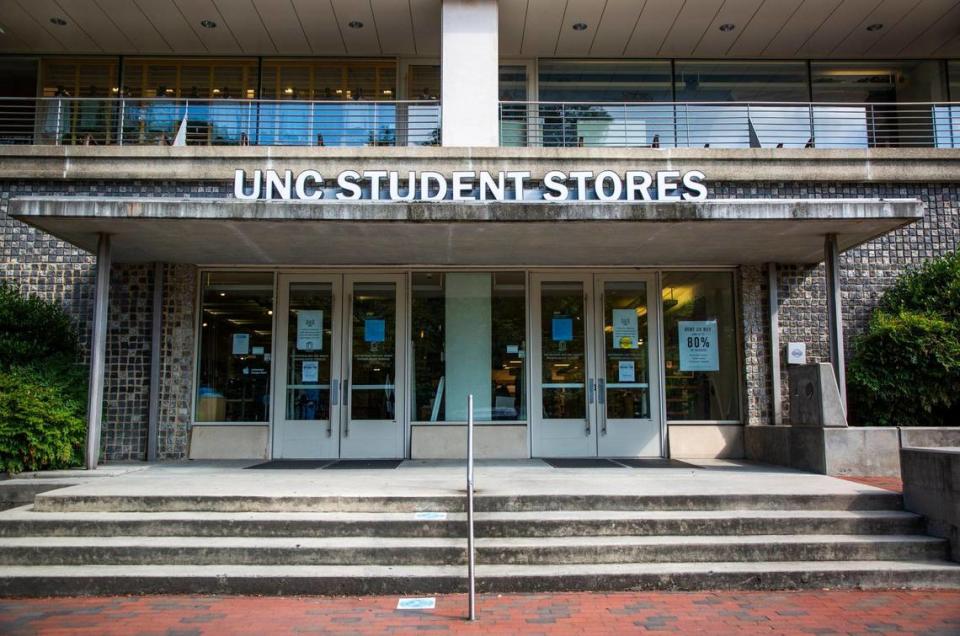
[
  {"xmin": 2, "ymin": 146, "xmax": 960, "ymax": 183},
  {"xmin": 9, "ymin": 197, "xmax": 922, "ymax": 266}
]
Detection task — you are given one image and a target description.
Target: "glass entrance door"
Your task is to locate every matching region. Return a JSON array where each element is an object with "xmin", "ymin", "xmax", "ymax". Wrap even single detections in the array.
[
  {"xmin": 272, "ymin": 273, "xmax": 405, "ymax": 459},
  {"xmin": 530, "ymin": 273, "xmax": 662, "ymax": 458}
]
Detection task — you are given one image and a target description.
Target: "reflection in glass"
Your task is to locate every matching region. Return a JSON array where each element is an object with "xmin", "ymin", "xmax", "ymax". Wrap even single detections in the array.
[
  {"xmin": 661, "ymin": 272, "xmax": 739, "ymax": 421},
  {"xmin": 603, "ymin": 282, "xmax": 650, "ymax": 419},
  {"xmin": 350, "ymin": 283, "xmax": 396, "ymax": 421},
  {"xmin": 541, "ymin": 282, "xmax": 586, "ymax": 419},
  {"xmin": 195, "ymin": 272, "xmax": 274, "ymax": 422},
  {"xmin": 411, "ymin": 272, "xmax": 526, "ymax": 422},
  {"xmin": 285, "ymin": 283, "xmax": 332, "ymax": 422}
]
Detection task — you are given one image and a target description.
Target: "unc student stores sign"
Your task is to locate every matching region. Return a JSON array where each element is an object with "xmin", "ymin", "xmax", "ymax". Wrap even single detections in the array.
[{"xmin": 233, "ymin": 168, "xmax": 709, "ymax": 203}]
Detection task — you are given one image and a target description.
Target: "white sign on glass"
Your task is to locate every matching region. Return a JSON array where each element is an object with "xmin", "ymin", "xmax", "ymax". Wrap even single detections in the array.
[
  {"xmin": 297, "ymin": 310, "xmax": 323, "ymax": 351},
  {"xmin": 678, "ymin": 320, "xmax": 719, "ymax": 372},
  {"xmin": 612, "ymin": 309, "xmax": 639, "ymax": 349},
  {"xmin": 301, "ymin": 360, "xmax": 319, "ymax": 383},
  {"xmin": 232, "ymin": 333, "xmax": 250, "ymax": 355},
  {"xmin": 618, "ymin": 360, "xmax": 636, "ymax": 382}
]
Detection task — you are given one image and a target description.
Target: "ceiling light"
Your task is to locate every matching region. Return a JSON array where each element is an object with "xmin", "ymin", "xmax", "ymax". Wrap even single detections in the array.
[
  {"xmin": 718, "ymin": 23, "xmax": 735, "ymax": 32},
  {"xmin": 572, "ymin": 22, "xmax": 588, "ymax": 31},
  {"xmin": 0, "ymin": 25, "xmax": 7, "ymax": 35},
  {"xmin": 866, "ymin": 23, "xmax": 883, "ymax": 32},
  {"xmin": 200, "ymin": 19, "xmax": 217, "ymax": 29},
  {"xmin": 49, "ymin": 17, "xmax": 67, "ymax": 26},
  {"xmin": 348, "ymin": 20, "xmax": 364, "ymax": 29}
]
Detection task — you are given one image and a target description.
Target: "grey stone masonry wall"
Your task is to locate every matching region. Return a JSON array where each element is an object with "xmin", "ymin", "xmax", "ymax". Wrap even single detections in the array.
[{"xmin": 0, "ymin": 178, "xmax": 957, "ymax": 460}]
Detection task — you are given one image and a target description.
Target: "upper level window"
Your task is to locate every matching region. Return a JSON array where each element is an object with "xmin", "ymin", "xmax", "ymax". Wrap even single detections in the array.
[
  {"xmin": 262, "ymin": 59, "xmax": 397, "ymax": 101},
  {"xmin": 674, "ymin": 61, "xmax": 808, "ymax": 102},
  {"xmin": 123, "ymin": 58, "xmax": 257, "ymax": 99},
  {"xmin": 538, "ymin": 60, "xmax": 671, "ymax": 102}
]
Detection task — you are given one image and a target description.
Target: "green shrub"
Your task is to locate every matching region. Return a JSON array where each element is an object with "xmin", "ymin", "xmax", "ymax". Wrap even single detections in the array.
[
  {"xmin": 0, "ymin": 283, "xmax": 80, "ymax": 365},
  {"xmin": 0, "ymin": 363, "xmax": 86, "ymax": 473},
  {"xmin": 848, "ymin": 251, "xmax": 960, "ymax": 427},
  {"xmin": 0, "ymin": 283, "xmax": 87, "ymax": 473}
]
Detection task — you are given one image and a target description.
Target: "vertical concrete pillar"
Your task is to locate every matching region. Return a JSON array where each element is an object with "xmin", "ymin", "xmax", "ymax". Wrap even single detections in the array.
[
  {"xmin": 85, "ymin": 233, "xmax": 111, "ymax": 470},
  {"xmin": 441, "ymin": 0, "xmax": 499, "ymax": 146},
  {"xmin": 824, "ymin": 234, "xmax": 846, "ymax": 410},
  {"xmin": 147, "ymin": 262, "xmax": 163, "ymax": 462},
  {"xmin": 767, "ymin": 263, "xmax": 782, "ymax": 425}
]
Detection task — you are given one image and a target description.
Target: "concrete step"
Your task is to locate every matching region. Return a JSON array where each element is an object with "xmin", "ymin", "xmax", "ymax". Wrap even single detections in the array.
[
  {"xmin": 0, "ymin": 480, "xmax": 81, "ymax": 512},
  {"xmin": 0, "ymin": 508, "xmax": 924, "ymax": 538},
  {"xmin": 0, "ymin": 534, "xmax": 946, "ymax": 567},
  {"xmin": 1, "ymin": 560, "xmax": 958, "ymax": 596},
  {"xmin": 32, "ymin": 492, "xmax": 905, "ymax": 513}
]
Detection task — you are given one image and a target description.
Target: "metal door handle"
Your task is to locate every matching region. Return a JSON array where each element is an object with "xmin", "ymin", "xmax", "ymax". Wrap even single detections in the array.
[
  {"xmin": 598, "ymin": 378, "xmax": 607, "ymax": 435},
  {"xmin": 585, "ymin": 379, "xmax": 593, "ymax": 435},
  {"xmin": 328, "ymin": 379, "xmax": 338, "ymax": 437}
]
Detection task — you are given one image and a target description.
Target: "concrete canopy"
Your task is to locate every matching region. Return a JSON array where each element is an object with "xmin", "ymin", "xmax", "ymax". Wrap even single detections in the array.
[{"xmin": 10, "ymin": 197, "xmax": 922, "ymax": 266}]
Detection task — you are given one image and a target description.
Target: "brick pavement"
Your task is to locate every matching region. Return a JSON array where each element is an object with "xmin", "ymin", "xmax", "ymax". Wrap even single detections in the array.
[
  {"xmin": 840, "ymin": 477, "xmax": 904, "ymax": 493},
  {"xmin": 1, "ymin": 591, "xmax": 959, "ymax": 635}
]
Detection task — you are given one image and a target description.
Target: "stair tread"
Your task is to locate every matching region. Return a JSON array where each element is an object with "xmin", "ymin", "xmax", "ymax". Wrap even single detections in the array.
[
  {"xmin": 0, "ymin": 507, "xmax": 921, "ymax": 522},
  {"xmin": 0, "ymin": 560, "xmax": 957, "ymax": 577},
  {"xmin": 0, "ymin": 533, "xmax": 943, "ymax": 548}
]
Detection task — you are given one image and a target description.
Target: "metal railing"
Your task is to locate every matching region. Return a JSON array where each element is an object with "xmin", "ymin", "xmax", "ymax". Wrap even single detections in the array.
[
  {"xmin": 499, "ymin": 101, "xmax": 960, "ymax": 149},
  {"xmin": 0, "ymin": 97, "xmax": 441, "ymax": 147},
  {"xmin": 466, "ymin": 393, "xmax": 477, "ymax": 621}
]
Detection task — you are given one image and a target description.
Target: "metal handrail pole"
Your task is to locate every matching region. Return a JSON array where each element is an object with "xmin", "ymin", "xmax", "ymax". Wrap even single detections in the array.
[{"xmin": 467, "ymin": 393, "xmax": 476, "ymax": 621}]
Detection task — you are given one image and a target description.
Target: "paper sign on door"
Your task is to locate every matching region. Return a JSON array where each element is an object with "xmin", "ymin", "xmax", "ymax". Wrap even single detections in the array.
[
  {"xmin": 301, "ymin": 360, "xmax": 319, "ymax": 383},
  {"xmin": 364, "ymin": 318, "xmax": 386, "ymax": 343},
  {"xmin": 551, "ymin": 317, "xmax": 573, "ymax": 341},
  {"xmin": 297, "ymin": 310, "xmax": 323, "ymax": 351},
  {"xmin": 679, "ymin": 320, "xmax": 719, "ymax": 371},
  {"xmin": 232, "ymin": 333, "xmax": 250, "ymax": 355},
  {"xmin": 618, "ymin": 360, "xmax": 636, "ymax": 382},
  {"xmin": 612, "ymin": 309, "xmax": 639, "ymax": 349}
]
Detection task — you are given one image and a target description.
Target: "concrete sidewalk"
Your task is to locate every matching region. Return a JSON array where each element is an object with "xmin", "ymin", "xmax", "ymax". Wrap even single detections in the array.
[{"xmin": 27, "ymin": 459, "xmax": 895, "ymax": 502}]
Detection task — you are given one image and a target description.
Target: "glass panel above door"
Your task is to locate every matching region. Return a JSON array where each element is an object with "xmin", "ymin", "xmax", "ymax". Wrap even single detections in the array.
[{"xmin": 540, "ymin": 281, "xmax": 587, "ymax": 419}]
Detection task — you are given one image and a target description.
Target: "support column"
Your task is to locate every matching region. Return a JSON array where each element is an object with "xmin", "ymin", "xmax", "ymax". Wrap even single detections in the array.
[
  {"xmin": 147, "ymin": 262, "xmax": 163, "ymax": 462},
  {"xmin": 824, "ymin": 234, "xmax": 846, "ymax": 410},
  {"xmin": 767, "ymin": 263, "xmax": 782, "ymax": 425},
  {"xmin": 85, "ymin": 233, "xmax": 111, "ymax": 470},
  {"xmin": 441, "ymin": 0, "xmax": 499, "ymax": 146}
]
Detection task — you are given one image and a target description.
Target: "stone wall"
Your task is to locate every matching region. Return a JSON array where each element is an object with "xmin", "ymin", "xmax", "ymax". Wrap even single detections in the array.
[{"xmin": 1, "ymin": 179, "xmax": 958, "ymax": 459}]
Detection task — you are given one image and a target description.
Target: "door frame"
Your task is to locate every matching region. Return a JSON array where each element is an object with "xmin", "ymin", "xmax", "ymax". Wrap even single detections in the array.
[{"xmin": 528, "ymin": 270, "xmax": 666, "ymax": 458}]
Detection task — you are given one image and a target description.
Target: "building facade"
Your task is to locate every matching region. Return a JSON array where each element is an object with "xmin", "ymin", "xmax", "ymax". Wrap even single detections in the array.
[{"xmin": 0, "ymin": 0, "xmax": 958, "ymax": 464}]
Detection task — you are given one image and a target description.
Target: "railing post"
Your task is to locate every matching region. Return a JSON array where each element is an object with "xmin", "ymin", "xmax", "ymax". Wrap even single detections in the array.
[
  {"xmin": 117, "ymin": 97, "xmax": 125, "ymax": 146},
  {"xmin": 55, "ymin": 99, "xmax": 63, "ymax": 146},
  {"xmin": 466, "ymin": 393, "xmax": 476, "ymax": 621}
]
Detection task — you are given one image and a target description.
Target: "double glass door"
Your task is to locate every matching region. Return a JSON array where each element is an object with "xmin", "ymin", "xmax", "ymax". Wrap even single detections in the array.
[
  {"xmin": 530, "ymin": 273, "xmax": 662, "ymax": 458},
  {"xmin": 272, "ymin": 274, "xmax": 406, "ymax": 459}
]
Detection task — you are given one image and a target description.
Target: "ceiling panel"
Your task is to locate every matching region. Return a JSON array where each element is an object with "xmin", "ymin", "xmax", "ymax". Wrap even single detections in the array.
[
  {"xmin": 264, "ymin": 0, "xmax": 316, "ymax": 54},
  {"xmin": 693, "ymin": 0, "xmax": 765, "ymax": 57},
  {"xmin": 520, "ymin": 0, "xmax": 564, "ymax": 56},
  {"xmin": 622, "ymin": 0, "xmax": 684, "ymax": 56},
  {"xmin": 372, "ymin": 0, "xmax": 416, "ymax": 55},
  {"xmin": 211, "ymin": 0, "xmax": 275, "ymax": 54},
  {"xmin": 330, "ymin": 0, "xmax": 379, "ymax": 55},
  {"xmin": 829, "ymin": 0, "xmax": 919, "ymax": 56},
  {"xmin": 588, "ymin": 0, "xmax": 644, "ymax": 57},
  {"xmin": 865, "ymin": 0, "xmax": 959, "ymax": 56},
  {"xmin": 172, "ymin": 0, "xmax": 241, "ymax": 54},
  {"xmin": 796, "ymin": 0, "xmax": 883, "ymax": 57},
  {"xmin": 19, "ymin": 0, "xmax": 100, "ymax": 51},
  {"xmin": 0, "ymin": 26, "xmax": 32, "ymax": 52},
  {"xmin": 93, "ymin": 0, "xmax": 170, "ymax": 52},
  {"xmin": 554, "ymin": 0, "xmax": 604, "ymax": 57},
  {"xmin": 0, "ymin": 0, "xmax": 66, "ymax": 52},
  {"xmin": 498, "ymin": 0, "xmax": 527, "ymax": 56},
  {"xmin": 58, "ymin": 0, "xmax": 136, "ymax": 52},
  {"xmin": 410, "ymin": 0, "xmax": 439, "ymax": 56},
  {"xmin": 933, "ymin": 32, "xmax": 960, "ymax": 57},
  {"xmin": 725, "ymin": 0, "xmax": 803, "ymax": 57},
  {"xmin": 658, "ymin": 0, "xmax": 724, "ymax": 56},
  {"xmin": 762, "ymin": 0, "xmax": 841, "ymax": 56},
  {"xmin": 133, "ymin": 0, "xmax": 205, "ymax": 53},
  {"xmin": 898, "ymin": 0, "xmax": 960, "ymax": 56}
]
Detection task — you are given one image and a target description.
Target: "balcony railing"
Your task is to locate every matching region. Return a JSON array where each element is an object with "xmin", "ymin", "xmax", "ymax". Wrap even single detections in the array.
[
  {"xmin": 499, "ymin": 101, "xmax": 960, "ymax": 149},
  {"xmin": 0, "ymin": 97, "xmax": 441, "ymax": 147}
]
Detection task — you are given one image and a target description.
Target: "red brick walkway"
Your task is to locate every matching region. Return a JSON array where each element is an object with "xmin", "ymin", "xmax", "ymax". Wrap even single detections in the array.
[
  {"xmin": 2, "ymin": 591, "xmax": 959, "ymax": 635},
  {"xmin": 840, "ymin": 476, "xmax": 904, "ymax": 493}
]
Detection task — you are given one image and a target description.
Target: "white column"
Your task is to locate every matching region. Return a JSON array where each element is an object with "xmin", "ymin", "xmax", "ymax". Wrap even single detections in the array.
[
  {"xmin": 441, "ymin": 0, "xmax": 499, "ymax": 147},
  {"xmin": 85, "ymin": 233, "xmax": 111, "ymax": 469}
]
